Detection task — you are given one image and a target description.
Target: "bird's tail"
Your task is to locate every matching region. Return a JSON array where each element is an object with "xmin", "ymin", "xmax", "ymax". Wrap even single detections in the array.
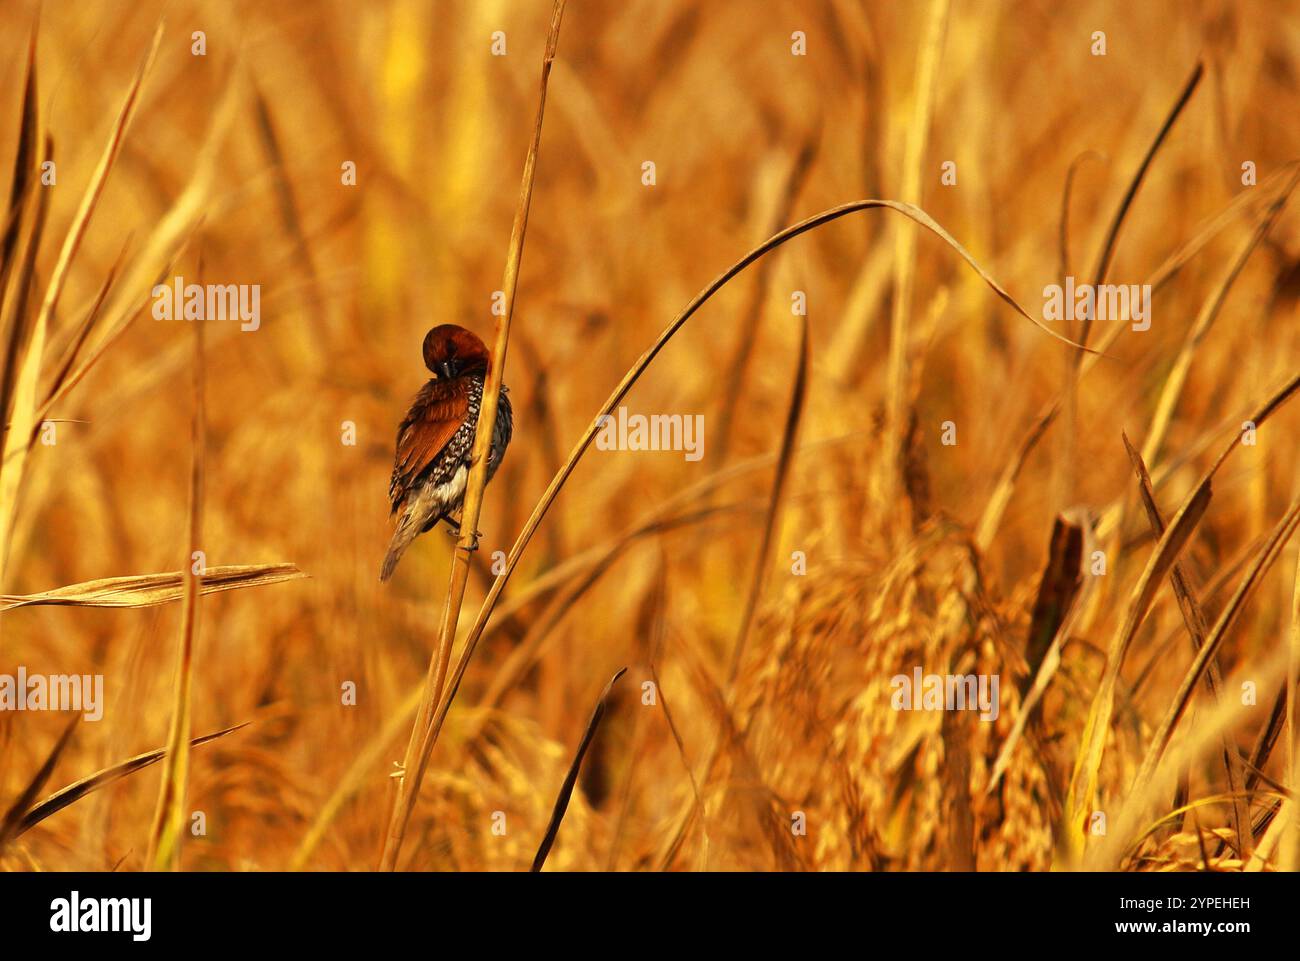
[
  {"xmin": 380, "ymin": 485, "xmax": 442, "ymax": 582},
  {"xmin": 379, "ymin": 520, "xmax": 417, "ymax": 582}
]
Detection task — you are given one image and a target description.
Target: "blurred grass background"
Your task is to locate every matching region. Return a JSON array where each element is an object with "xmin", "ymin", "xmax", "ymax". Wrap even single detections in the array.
[{"xmin": 2, "ymin": 0, "xmax": 1300, "ymax": 870}]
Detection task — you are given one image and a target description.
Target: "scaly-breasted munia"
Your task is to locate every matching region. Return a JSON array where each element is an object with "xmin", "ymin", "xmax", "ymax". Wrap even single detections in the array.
[{"xmin": 380, "ymin": 324, "xmax": 513, "ymax": 582}]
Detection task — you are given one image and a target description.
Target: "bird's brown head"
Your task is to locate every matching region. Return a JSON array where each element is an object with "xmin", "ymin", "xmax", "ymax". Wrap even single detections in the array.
[{"xmin": 422, "ymin": 324, "xmax": 491, "ymax": 380}]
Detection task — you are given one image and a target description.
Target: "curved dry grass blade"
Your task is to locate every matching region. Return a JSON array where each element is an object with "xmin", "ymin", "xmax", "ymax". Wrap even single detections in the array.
[
  {"xmin": 1, "ymin": 563, "xmax": 305, "ymax": 611},
  {"xmin": 531, "ymin": 667, "xmax": 626, "ymax": 872},
  {"xmin": 429, "ymin": 195, "xmax": 1096, "ymax": 789},
  {"xmin": 0, "ymin": 714, "xmax": 78, "ymax": 850},
  {"xmin": 146, "ymin": 282, "xmax": 206, "ymax": 871},
  {"xmin": 379, "ymin": 0, "xmax": 568, "ymax": 872},
  {"xmin": 17, "ymin": 723, "xmax": 247, "ymax": 839}
]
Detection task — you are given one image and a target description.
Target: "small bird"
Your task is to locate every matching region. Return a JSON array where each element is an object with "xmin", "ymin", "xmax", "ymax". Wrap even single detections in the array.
[{"xmin": 380, "ymin": 324, "xmax": 513, "ymax": 582}]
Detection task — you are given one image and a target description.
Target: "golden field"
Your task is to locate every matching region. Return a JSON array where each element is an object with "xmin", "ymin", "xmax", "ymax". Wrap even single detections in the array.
[{"xmin": 1, "ymin": 0, "xmax": 1300, "ymax": 872}]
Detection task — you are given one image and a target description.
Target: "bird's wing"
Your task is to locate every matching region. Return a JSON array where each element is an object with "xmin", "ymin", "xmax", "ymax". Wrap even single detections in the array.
[{"xmin": 389, "ymin": 380, "xmax": 470, "ymax": 509}]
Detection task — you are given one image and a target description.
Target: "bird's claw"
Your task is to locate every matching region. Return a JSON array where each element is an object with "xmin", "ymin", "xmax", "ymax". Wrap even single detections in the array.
[{"xmin": 446, "ymin": 524, "xmax": 483, "ymax": 551}]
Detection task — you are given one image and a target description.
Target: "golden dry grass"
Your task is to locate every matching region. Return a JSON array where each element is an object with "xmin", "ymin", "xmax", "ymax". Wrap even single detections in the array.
[{"xmin": 2, "ymin": 0, "xmax": 1300, "ymax": 872}]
